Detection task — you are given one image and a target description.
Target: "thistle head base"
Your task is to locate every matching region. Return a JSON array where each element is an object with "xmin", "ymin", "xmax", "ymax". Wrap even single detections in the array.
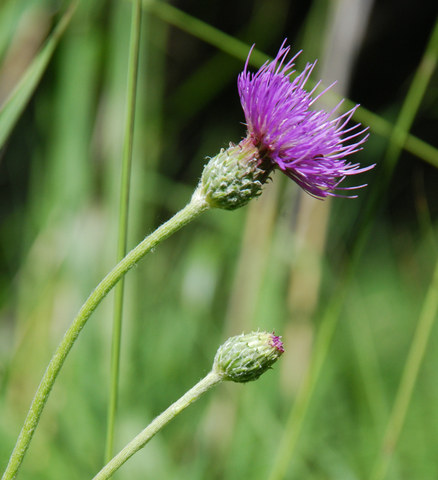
[{"xmin": 199, "ymin": 138, "xmax": 272, "ymax": 210}]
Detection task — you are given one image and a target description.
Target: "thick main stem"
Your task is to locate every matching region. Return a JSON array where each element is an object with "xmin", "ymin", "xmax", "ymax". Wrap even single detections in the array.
[
  {"xmin": 93, "ymin": 371, "xmax": 223, "ymax": 480},
  {"xmin": 2, "ymin": 192, "xmax": 209, "ymax": 480}
]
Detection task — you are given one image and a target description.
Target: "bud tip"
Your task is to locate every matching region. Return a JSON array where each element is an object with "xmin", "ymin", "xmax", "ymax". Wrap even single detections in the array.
[{"xmin": 270, "ymin": 332, "xmax": 284, "ymax": 354}]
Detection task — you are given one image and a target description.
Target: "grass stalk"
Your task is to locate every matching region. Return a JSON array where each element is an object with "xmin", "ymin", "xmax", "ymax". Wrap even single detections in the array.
[
  {"xmin": 267, "ymin": 290, "xmax": 347, "ymax": 480},
  {"xmin": 104, "ymin": 0, "xmax": 143, "ymax": 464},
  {"xmin": 0, "ymin": 1, "xmax": 78, "ymax": 148},
  {"xmin": 370, "ymin": 258, "xmax": 438, "ymax": 480}
]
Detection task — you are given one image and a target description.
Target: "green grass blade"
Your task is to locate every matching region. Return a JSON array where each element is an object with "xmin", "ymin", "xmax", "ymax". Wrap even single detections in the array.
[
  {"xmin": 145, "ymin": 0, "xmax": 268, "ymax": 67},
  {"xmin": 354, "ymin": 16, "xmax": 438, "ymax": 264},
  {"xmin": 379, "ymin": 16, "xmax": 438, "ymax": 175},
  {"xmin": 0, "ymin": 1, "xmax": 78, "ymax": 149},
  {"xmin": 105, "ymin": 0, "xmax": 143, "ymax": 464},
  {"xmin": 267, "ymin": 293, "xmax": 346, "ymax": 480},
  {"xmin": 370, "ymin": 258, "xmax": 438, "ymax": 480},
  {"xmin": 168, "ymin": 0, "xmax": 289, "ymax": 121}
]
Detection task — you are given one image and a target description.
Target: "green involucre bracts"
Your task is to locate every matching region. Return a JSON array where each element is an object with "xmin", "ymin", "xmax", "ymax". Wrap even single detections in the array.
[
  {"xmin": 213, "ymin": 331, "xmax": 284, "ymax": 383},
  {"xmin": 199, "ymin": 138, "xmax": 271, "ymax": 210}
]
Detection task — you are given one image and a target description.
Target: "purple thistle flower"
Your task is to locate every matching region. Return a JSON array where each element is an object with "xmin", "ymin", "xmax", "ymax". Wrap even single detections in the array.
[
  {"xmin": 237, "ymin": 41, "xmax": 373, "ymax": 199},
  {"xmin": 198, "ymin": 41, "xmax": 373, "ymax": 210}
]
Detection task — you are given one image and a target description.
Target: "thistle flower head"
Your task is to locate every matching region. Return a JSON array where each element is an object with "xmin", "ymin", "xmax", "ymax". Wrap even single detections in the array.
[
  {"xmin": 237, "ymin": 40, "xmax": 373, "ymax": 199},
  {"xmin": 199, "ymin": 40, "xmax": 373, "ymax": 208},
  {"xmin": 213, "ymin": 331, "xmax": 284, "ymax": 383}
]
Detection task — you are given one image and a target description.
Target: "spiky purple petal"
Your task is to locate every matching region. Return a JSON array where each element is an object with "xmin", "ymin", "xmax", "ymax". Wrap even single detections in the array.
[{"xmin": 237, "ymin": 41, "xmax": 373, "ymax": 198}]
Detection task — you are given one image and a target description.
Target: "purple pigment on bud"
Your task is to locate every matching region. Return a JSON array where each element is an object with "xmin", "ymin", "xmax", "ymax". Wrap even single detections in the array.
[{"xmin": 270, "ymin": 333, "xmax": 285, "ymax": 354}]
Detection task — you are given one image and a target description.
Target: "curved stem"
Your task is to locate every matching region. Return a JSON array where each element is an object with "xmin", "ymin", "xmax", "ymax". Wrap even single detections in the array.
[
  {"xmin": 2, "ymin": 192, "xmax": 209, "ymax": 480},
  {"xmin": 93, "ymin": 371, "xmax": 223, "ymax": 480}
]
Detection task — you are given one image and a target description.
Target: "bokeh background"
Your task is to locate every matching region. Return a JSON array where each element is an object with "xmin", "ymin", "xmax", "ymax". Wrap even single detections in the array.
[{"xmin": 1, "ymin": 0, "xmax": 438, "ymax": 479}]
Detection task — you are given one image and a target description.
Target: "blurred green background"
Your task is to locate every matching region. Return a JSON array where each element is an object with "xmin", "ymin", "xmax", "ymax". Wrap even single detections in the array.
[{"xmin": 1, "ymin": 0, "xmax": 438, "ymax": 479}]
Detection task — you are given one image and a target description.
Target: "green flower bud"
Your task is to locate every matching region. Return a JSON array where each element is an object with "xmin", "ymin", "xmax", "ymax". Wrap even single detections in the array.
[
  {"xmin": 198, "ymin": 137, "xmax": 272, "ymax": 210},
  {"xmin": 213, "ymin": 331, "xmax": 284, "ymax": 383}
]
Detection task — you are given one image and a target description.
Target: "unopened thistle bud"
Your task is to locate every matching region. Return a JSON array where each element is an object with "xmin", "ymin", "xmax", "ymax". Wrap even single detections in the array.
[{"xmin": 213, "ymin": 331, "xmax": 284, "ymax": 383}]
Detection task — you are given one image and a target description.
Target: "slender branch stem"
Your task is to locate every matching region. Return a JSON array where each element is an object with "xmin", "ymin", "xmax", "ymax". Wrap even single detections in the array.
[
  {"xmin": 105, "ymin": 0, "xmax": 143, "ymax": 463},
  {"xmin": 93, "ymin": 371, "xmax": 223, "ymax": 480},
  {"xmin": 2, "ymin": 192, "xmax": 209, "ymax": 480}
]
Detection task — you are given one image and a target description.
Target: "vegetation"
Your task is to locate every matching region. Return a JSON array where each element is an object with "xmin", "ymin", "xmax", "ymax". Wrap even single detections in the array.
[{"xmin": 1, "ymin": 1, "xmax": 437, "ymax": 478}]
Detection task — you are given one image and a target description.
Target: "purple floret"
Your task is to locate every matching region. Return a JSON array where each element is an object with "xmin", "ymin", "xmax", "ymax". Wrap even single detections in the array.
[
  {"xmin": 270, "ymin": 333, "xmax": 285, "ymax": 354},
  {"xmin": 237, "ymin": 41, "xmax": 374, "ymax": 199}
]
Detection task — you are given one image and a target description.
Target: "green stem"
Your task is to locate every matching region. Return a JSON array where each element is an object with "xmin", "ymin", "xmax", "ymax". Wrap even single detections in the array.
[
  {"xmin": 2, "ymin": 192, "xmax": 209, "ymax": 480},
  {"xmin": 105, "ymin": 0, "xmax": 142, "ymax": 463},
  {"xmin": 93, "ymin": 371, "xmax": 223, "ymax": 480}
]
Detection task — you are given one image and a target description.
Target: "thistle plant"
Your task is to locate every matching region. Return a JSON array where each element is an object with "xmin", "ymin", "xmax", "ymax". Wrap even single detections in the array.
[
  {"xmin": 2, "ymin": 41, "xmax": 372, "ymax": 480},
  {"xmin": 93, "ymin": 332, "xmax": 284, "ymax": 480}
]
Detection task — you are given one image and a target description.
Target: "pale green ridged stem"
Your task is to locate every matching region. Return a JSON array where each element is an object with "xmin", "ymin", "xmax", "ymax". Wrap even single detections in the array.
[
  {"xmin": 2, "ymin": 192, "xmax": 209, "ymax": 480},
  {"xmin": 93, "ymin": 371, "xmax": 223, "ymax": 480}
]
